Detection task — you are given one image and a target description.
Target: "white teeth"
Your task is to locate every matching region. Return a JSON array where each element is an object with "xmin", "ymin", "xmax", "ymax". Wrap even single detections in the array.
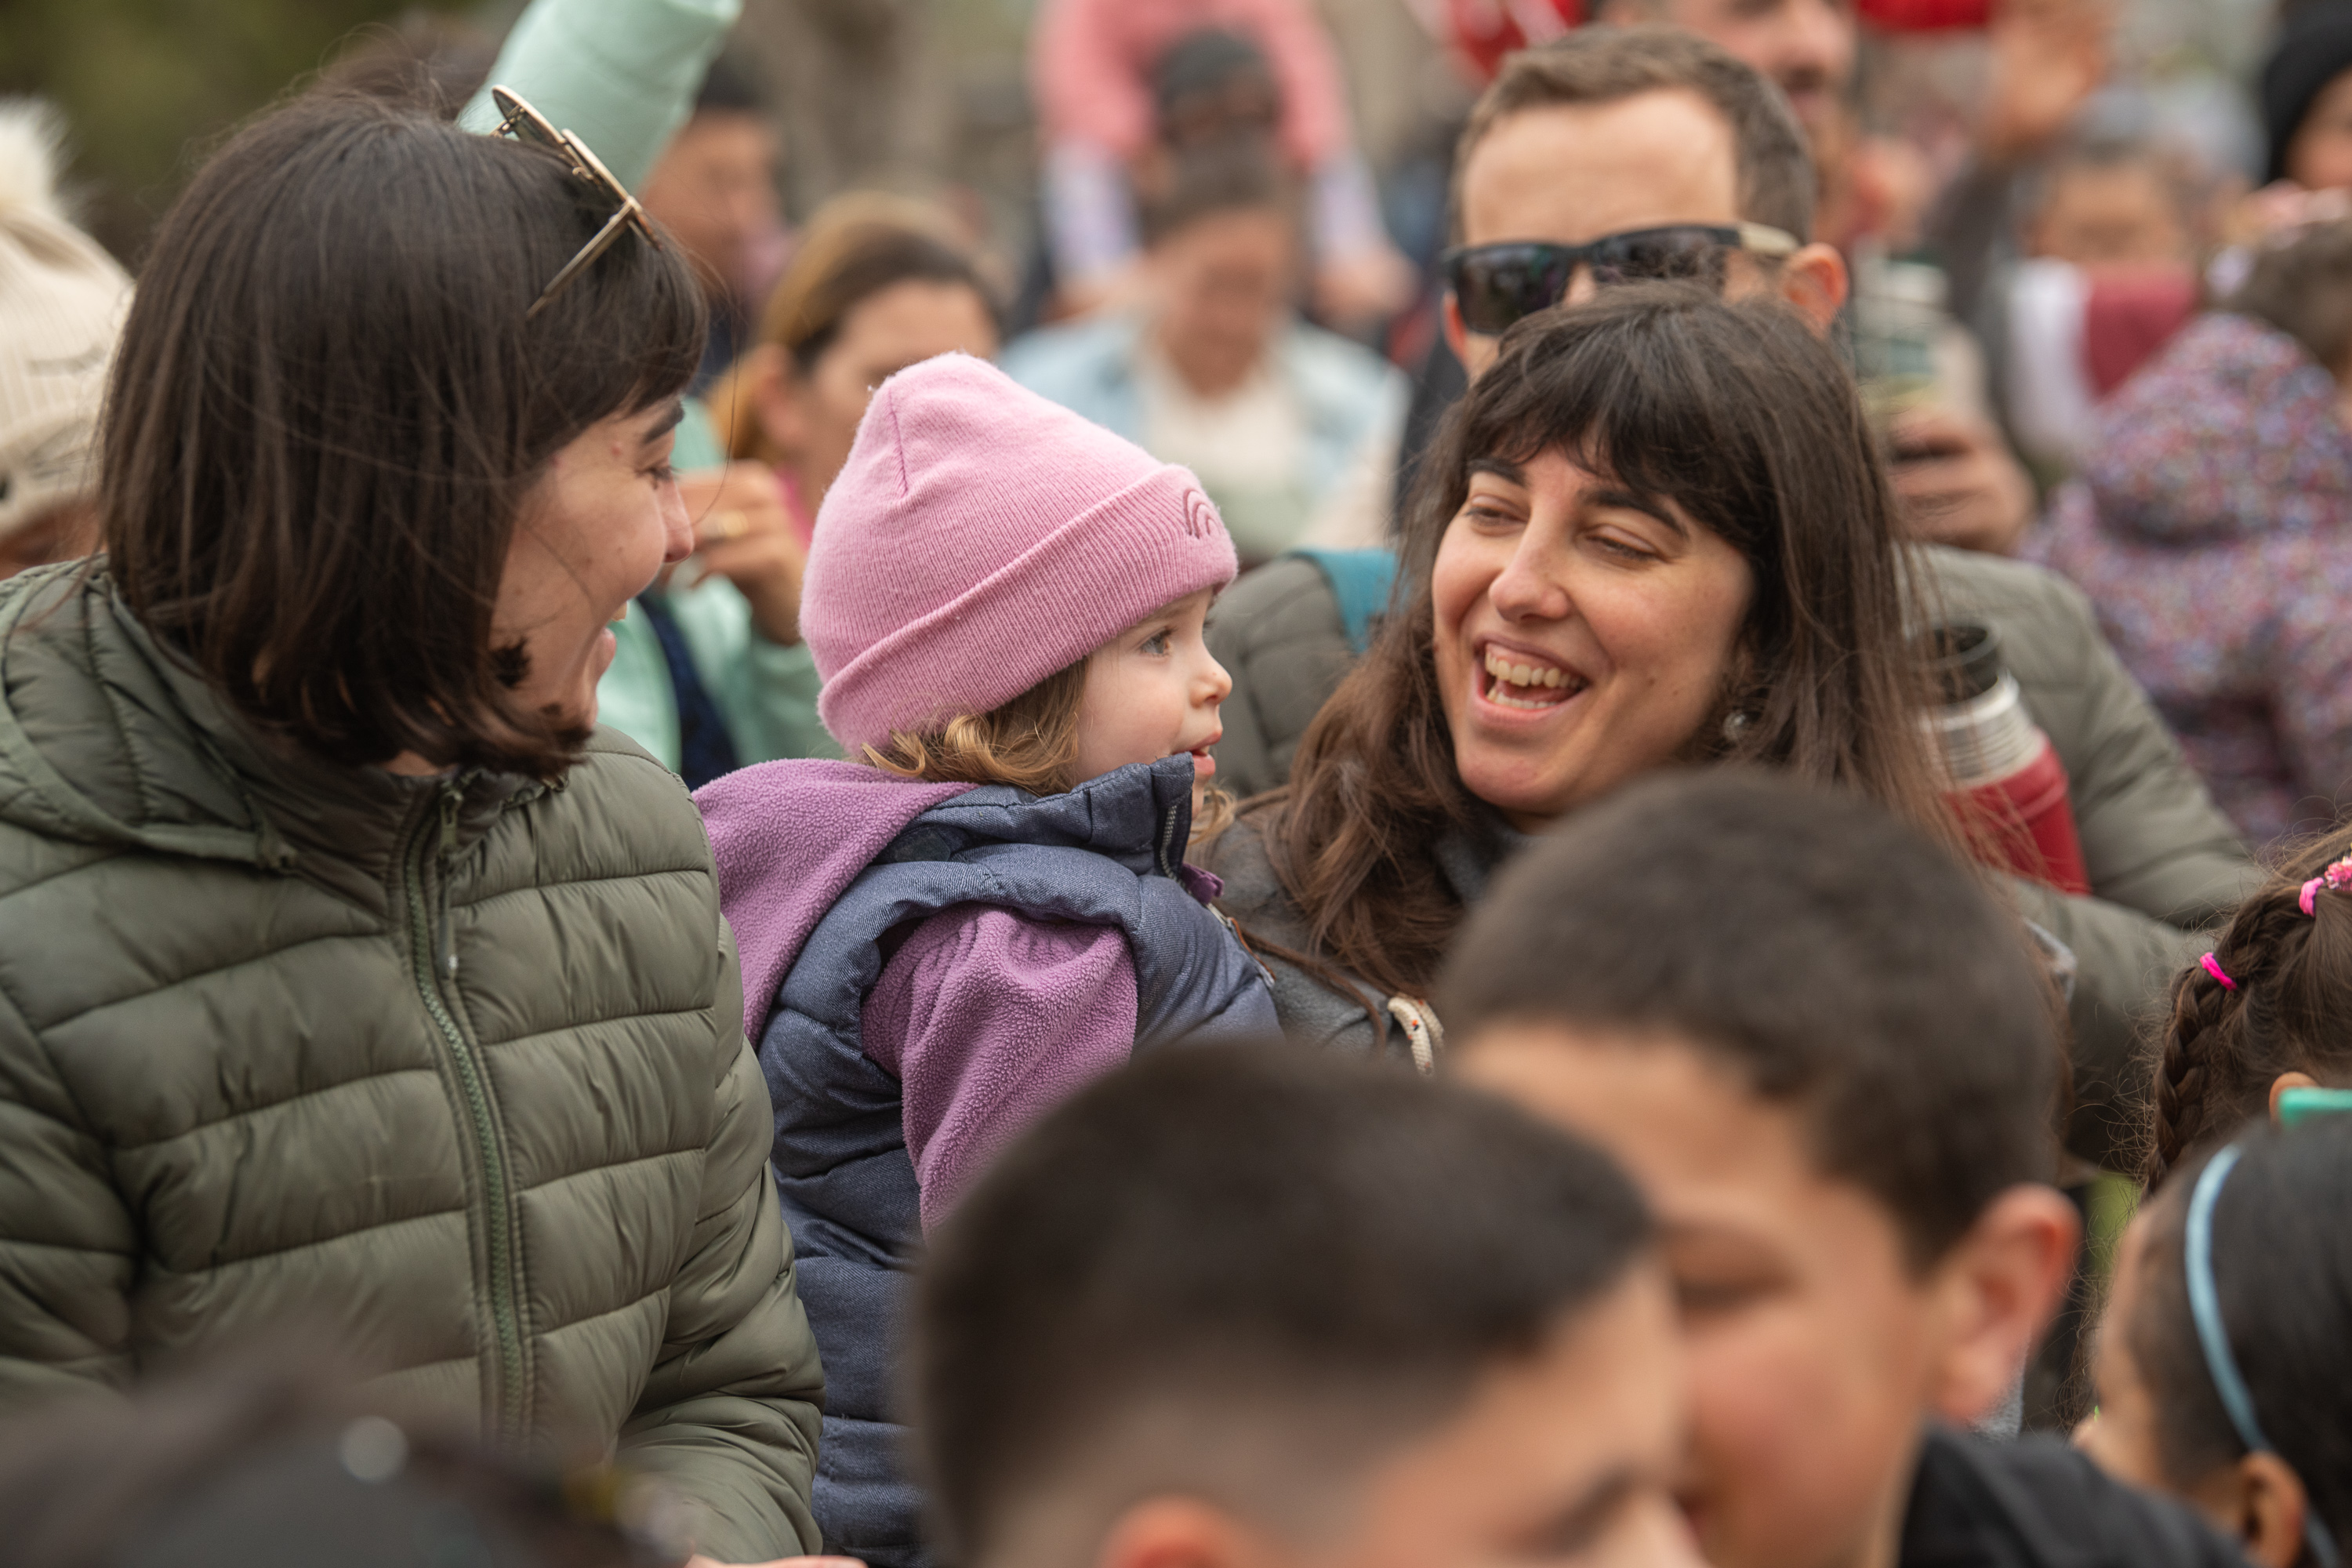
[{"xmin": 1483, "ymin": 648, "xmax": 1576, "ymax": 696}]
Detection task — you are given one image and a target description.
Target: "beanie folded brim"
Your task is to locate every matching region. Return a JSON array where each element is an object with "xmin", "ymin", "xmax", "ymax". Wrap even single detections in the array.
[{"xmin": 816, "ymin": 464, "xmax": 1236, "ymax": 753}]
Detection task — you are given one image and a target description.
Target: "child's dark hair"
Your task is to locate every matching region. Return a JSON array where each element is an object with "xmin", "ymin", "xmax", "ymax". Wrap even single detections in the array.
[
  {"xmin": 1439, "ymin": 768, "xmax": 2062, "ymax": 1269},
  {"xmin": 0, "ymin": 1339, "xmax": 670, "ymax": 1567},
  {"xmin": 909, "ymin": 1044, "xmax": 1653, "ymax": 1566},
  {"xmin": 2125, "ymin": 1121, "xmax": 2352, "ymax": 1555},
  {"xmin": 2147, "ymin": 825, "xmax": 2352, "ymax": 1185}
]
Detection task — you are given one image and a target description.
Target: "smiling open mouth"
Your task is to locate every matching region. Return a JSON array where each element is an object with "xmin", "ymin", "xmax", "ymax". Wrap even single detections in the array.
[{"xmin": 1482, "ymin": 648, "xmax": 1587, "ymax": 711}]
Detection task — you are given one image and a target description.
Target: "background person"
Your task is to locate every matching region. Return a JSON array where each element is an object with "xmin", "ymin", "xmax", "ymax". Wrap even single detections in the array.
[
  {"xmin": 640, "ymin": 53, "xmax": 790, "ymax": 394},
  {"xmin": 709, "ymin": 194, "xmax": 1002, "ymax": 548},
  {"xmin": 2000, "ymin": 135, "xmax": 2204, "ymax": 478},
  {"xmin": 1442, "ymin": 768, "xmax": 2244, "ymax": 1568},
  {"xmin": 2027, "ymin": 218, "xmax": 2352, "ymax": 848},
  {"xmin": 0, "ymin": 100, "xmax": 129, "ymax": 580},
  {"xmin": 1003, "ymin": 140, "xmax": 1405, "ymax": 564},
  {"xmin": 0, "ymin": 94, "xmax": 825, "ymax": 1564},
  {"xmin": 1029, "ymin": 0, "xmax": 1412, "ymax": 327},
  {"xmin": 2259, "ymin": 2, "xmax": 2352, "ymax": 200}
]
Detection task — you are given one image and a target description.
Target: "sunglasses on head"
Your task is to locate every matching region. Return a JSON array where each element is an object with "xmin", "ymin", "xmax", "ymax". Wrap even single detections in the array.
[
  {"xmin": 488, "ymin": 85, "xmax": 664, "ymax": 321},
  {"xmin": 1442, "ymin": 223, "xmax": 1800, "ymax": 336}
]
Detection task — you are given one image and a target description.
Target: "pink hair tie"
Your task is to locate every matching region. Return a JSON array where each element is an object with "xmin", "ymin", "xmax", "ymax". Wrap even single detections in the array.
[
  {"xmin": 2302, "ymin": 855, "xmax": 2352, "ymax": 917},
  {"xmin": 2201, "ymin": 952, "xmax": 2238, "ymax": 991}
]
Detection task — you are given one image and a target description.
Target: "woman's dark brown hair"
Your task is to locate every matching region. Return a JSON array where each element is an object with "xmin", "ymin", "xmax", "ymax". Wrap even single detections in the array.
[
  {"xmin": 100, "ymin": 92, "xmax": 705, "ymax": 778},
  {"xmin": 2146, "ymin": 822, "xmax": 2352, "ymax": 1184},
  {"xmin": 1249, "ymin": 284, "xmax": 1945, "ymax": 1000}
]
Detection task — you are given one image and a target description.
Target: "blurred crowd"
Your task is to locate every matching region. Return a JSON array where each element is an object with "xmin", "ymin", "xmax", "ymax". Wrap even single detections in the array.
[{"xmin": 2, "ymin": 1, "xmax": 2351, "ymax": 1566}]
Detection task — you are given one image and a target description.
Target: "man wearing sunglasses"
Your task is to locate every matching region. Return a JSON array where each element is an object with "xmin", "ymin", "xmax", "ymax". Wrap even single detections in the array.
[{"xmin": 1207, "ymin": 26, "xmax": 2255, "ymax": 1185}]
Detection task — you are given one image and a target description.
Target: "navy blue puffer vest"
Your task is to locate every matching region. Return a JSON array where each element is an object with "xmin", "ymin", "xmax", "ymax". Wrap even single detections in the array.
[{"xmin": 757, "ymin": 757, "xmax": 1276, "ymax": 1564}]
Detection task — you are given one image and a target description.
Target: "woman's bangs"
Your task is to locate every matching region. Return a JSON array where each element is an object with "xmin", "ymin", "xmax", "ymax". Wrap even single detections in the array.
[{"xmin": 1461, "ymin": 316, "xmax": 1739, "ymax": 535}]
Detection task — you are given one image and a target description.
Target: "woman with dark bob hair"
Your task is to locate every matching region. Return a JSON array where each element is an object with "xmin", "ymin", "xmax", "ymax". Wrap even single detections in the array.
[
  {"xmin": 0, "ymin": 93, "xmax": 826, "ymax": 1563},
  {"xmin": 1204, "ymin": 284, "xmax": 1954, "ymax": 1051}
]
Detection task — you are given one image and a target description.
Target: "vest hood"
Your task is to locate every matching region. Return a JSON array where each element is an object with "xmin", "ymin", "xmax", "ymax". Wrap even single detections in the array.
[{"xmin": 698, "ymin": 752, "xmax": 1203, "ymax": 1043}]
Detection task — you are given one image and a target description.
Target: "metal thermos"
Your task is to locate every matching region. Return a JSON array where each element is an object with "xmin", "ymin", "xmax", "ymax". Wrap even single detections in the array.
[{"xmin": 1920, "ymin": 622, "xmax": 2091, "ymax": 895}]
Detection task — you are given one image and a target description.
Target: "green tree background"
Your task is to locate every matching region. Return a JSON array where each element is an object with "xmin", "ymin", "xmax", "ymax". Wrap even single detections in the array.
[{"xmin": 1, "ymin": 0, "xmax": 494, "ymax": 260}]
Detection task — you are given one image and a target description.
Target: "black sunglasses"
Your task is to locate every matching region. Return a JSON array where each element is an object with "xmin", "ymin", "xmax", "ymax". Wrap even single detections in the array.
[
  {"xmin": 489, "ymin": 85, "xmax": 664, "ymax": 321},
  {"xmin": 1442, "ymin": 223, "xmax": 1800, "ymax": 335}
]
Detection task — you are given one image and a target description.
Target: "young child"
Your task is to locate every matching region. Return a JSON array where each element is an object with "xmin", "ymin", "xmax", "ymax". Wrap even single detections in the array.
[
  {"xmin": 695, "ymin": 351, "xmax": 1277, "ymax": 1566},
  {"xmin": 1437, "ymin": 770, "xmax": 2247, "ymax": 1568},
  {"xmin": 2147, "ymin": 828, "xmax": 2352, "ymax": 1182},
  {"xmin": 910, "ymin": 1044, "xmax": 1701, "ymax": 1568},
  {"xmin": 2078, "ymin": 1120, "xmax": 2352, "ymax": 1568}
]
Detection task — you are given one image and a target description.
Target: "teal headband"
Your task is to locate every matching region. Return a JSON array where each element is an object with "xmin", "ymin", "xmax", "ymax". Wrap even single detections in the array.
[{"xmin": 2184, "ymin": 1144, "xmax": 2342, "ymax": 1568}]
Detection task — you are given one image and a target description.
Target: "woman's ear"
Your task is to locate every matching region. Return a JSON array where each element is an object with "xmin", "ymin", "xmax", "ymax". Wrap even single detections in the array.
[
  {"xmin": 2268, "ymin": 1070, "xmax": 2321, "ymax": 1122},
  {"xmin": 2198, "ymin": 1450, "xmax": 2316, "ymax": 1568},
  {"xmin": 1925, "ymin": 1183, "xmax": 2082, "ymax": 1425},
  {"xmin": 743, "ymin": 343, "xmax": 807, "ymax": 462}
]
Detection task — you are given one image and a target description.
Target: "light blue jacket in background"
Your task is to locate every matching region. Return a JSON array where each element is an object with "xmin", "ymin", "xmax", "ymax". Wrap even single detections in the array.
[{"xmin": 1000, "ymin": 310, "xmax": 1406, "ymax": 559}]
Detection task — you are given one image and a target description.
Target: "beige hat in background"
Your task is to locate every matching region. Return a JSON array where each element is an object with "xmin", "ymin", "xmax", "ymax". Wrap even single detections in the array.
[{"xmin": 0, "ymin": 100, "xmax": 131, "ymax": 543}]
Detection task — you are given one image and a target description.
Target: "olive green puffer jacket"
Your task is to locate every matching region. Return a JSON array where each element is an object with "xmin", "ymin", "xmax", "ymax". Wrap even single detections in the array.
[{"xmin": 0, "ymin": 566, "xmax": 824, "ymax": 1562}]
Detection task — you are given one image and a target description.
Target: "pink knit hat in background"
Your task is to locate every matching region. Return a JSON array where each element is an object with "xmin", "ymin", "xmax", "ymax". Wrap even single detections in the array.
[{"xmin": 803, "ymin": 353, "xmax": 1237, "ymax": 754}]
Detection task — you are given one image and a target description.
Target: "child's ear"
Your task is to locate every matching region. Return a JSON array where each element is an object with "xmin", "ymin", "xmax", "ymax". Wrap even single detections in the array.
[
  {"xmin": 2219, "ymin": 1450, "xmax": 2318, "ymax": 1568},
  {"xmin": 1922, "ymin": 1183, "xmax": 2081, "ymax": 1426},
  {"xmin": 2268, "ymin": 1070, "xmax": 2321, "ymax": 1123},
  {"xmin": 1095, "ymin": 1496, "xmax": 1286, "ymax": 1568}
]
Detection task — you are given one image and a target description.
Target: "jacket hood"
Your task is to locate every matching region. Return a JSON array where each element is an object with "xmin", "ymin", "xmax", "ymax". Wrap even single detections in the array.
[
  {"xmin": 1, "ymin": 564, "xmax": 292, "ymax": 867},
  {"xmin": 0, "ymin": 564, "xmax": 534, "ymax": 887},
  {"xmin": 698, "ymin": 753, "xmax": 1202, "ymax": 1041},
  {"xmin": 2082, "ymin": 311, "xmax": 2352, "ymax": 546}
]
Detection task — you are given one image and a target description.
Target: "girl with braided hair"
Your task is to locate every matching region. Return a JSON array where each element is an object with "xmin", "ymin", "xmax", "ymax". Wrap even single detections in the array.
[{"xmin": 2145, "ymin": 829, "xmax": 2352, "ymax": 1184}]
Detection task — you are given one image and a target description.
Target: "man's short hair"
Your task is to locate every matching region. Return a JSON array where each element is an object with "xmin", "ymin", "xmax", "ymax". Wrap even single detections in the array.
[
  {"xmin": 1440, "ymin": 770, "xmax": 2060, "ymax": 1268},
  {"xmin": 1453, "ymin": 27, "xmax": 1815, "ymax": 241},
  {"xmin": 909, "ymin": 1045, "xmax": 1652, "ymax": 1565}
]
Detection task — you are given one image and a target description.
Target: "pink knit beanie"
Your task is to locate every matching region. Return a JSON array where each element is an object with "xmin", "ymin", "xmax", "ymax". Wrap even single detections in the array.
[{"xmin": 803, "ymin": 353, "xmax": 1237, "ymax": 753}]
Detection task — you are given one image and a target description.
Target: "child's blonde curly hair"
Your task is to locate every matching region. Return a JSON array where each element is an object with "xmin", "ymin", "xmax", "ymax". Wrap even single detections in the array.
[{"xmin": 864, "ymin": 659, "xmax": 1229, "ymax": 837}]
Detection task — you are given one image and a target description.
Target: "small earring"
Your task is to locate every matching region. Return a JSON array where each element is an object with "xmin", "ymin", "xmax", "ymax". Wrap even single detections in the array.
[{"xmin": 1722, "ymin": 710, "xmax": 1753, "ymax": 742}]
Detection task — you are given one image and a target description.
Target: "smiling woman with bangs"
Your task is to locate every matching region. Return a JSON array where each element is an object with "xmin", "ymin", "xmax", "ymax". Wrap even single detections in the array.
[{"xmin": 1201, "ymin": 282, "xmax": 1951, "ymax": 1051}]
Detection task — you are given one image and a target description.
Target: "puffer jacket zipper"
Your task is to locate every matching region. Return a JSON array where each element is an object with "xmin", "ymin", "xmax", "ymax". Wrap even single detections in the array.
[{"xmin": 401, "ymin": 775, "xmax": 524, "ymax": 1446}]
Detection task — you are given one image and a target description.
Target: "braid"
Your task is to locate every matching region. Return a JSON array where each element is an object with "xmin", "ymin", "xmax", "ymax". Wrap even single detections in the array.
[{"xmin": 2147, "ymin": 964, "xmax": 2232, "ymax": 1184}]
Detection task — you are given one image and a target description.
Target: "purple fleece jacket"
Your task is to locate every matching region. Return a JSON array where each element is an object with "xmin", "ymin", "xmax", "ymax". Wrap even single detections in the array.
[{"xmin": 698, "ymin": 759, "xmax": 1143, "ymax": 1226}]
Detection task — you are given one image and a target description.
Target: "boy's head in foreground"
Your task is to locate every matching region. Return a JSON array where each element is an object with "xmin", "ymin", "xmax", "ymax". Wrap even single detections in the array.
[
  {"xmin": 909, "ymin": 1045, "xmax": 1703, "ymax": 1568},
  {"xmin": 1441, "ymin": 771, "xmax": 2080, "ymax": 1568}
]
